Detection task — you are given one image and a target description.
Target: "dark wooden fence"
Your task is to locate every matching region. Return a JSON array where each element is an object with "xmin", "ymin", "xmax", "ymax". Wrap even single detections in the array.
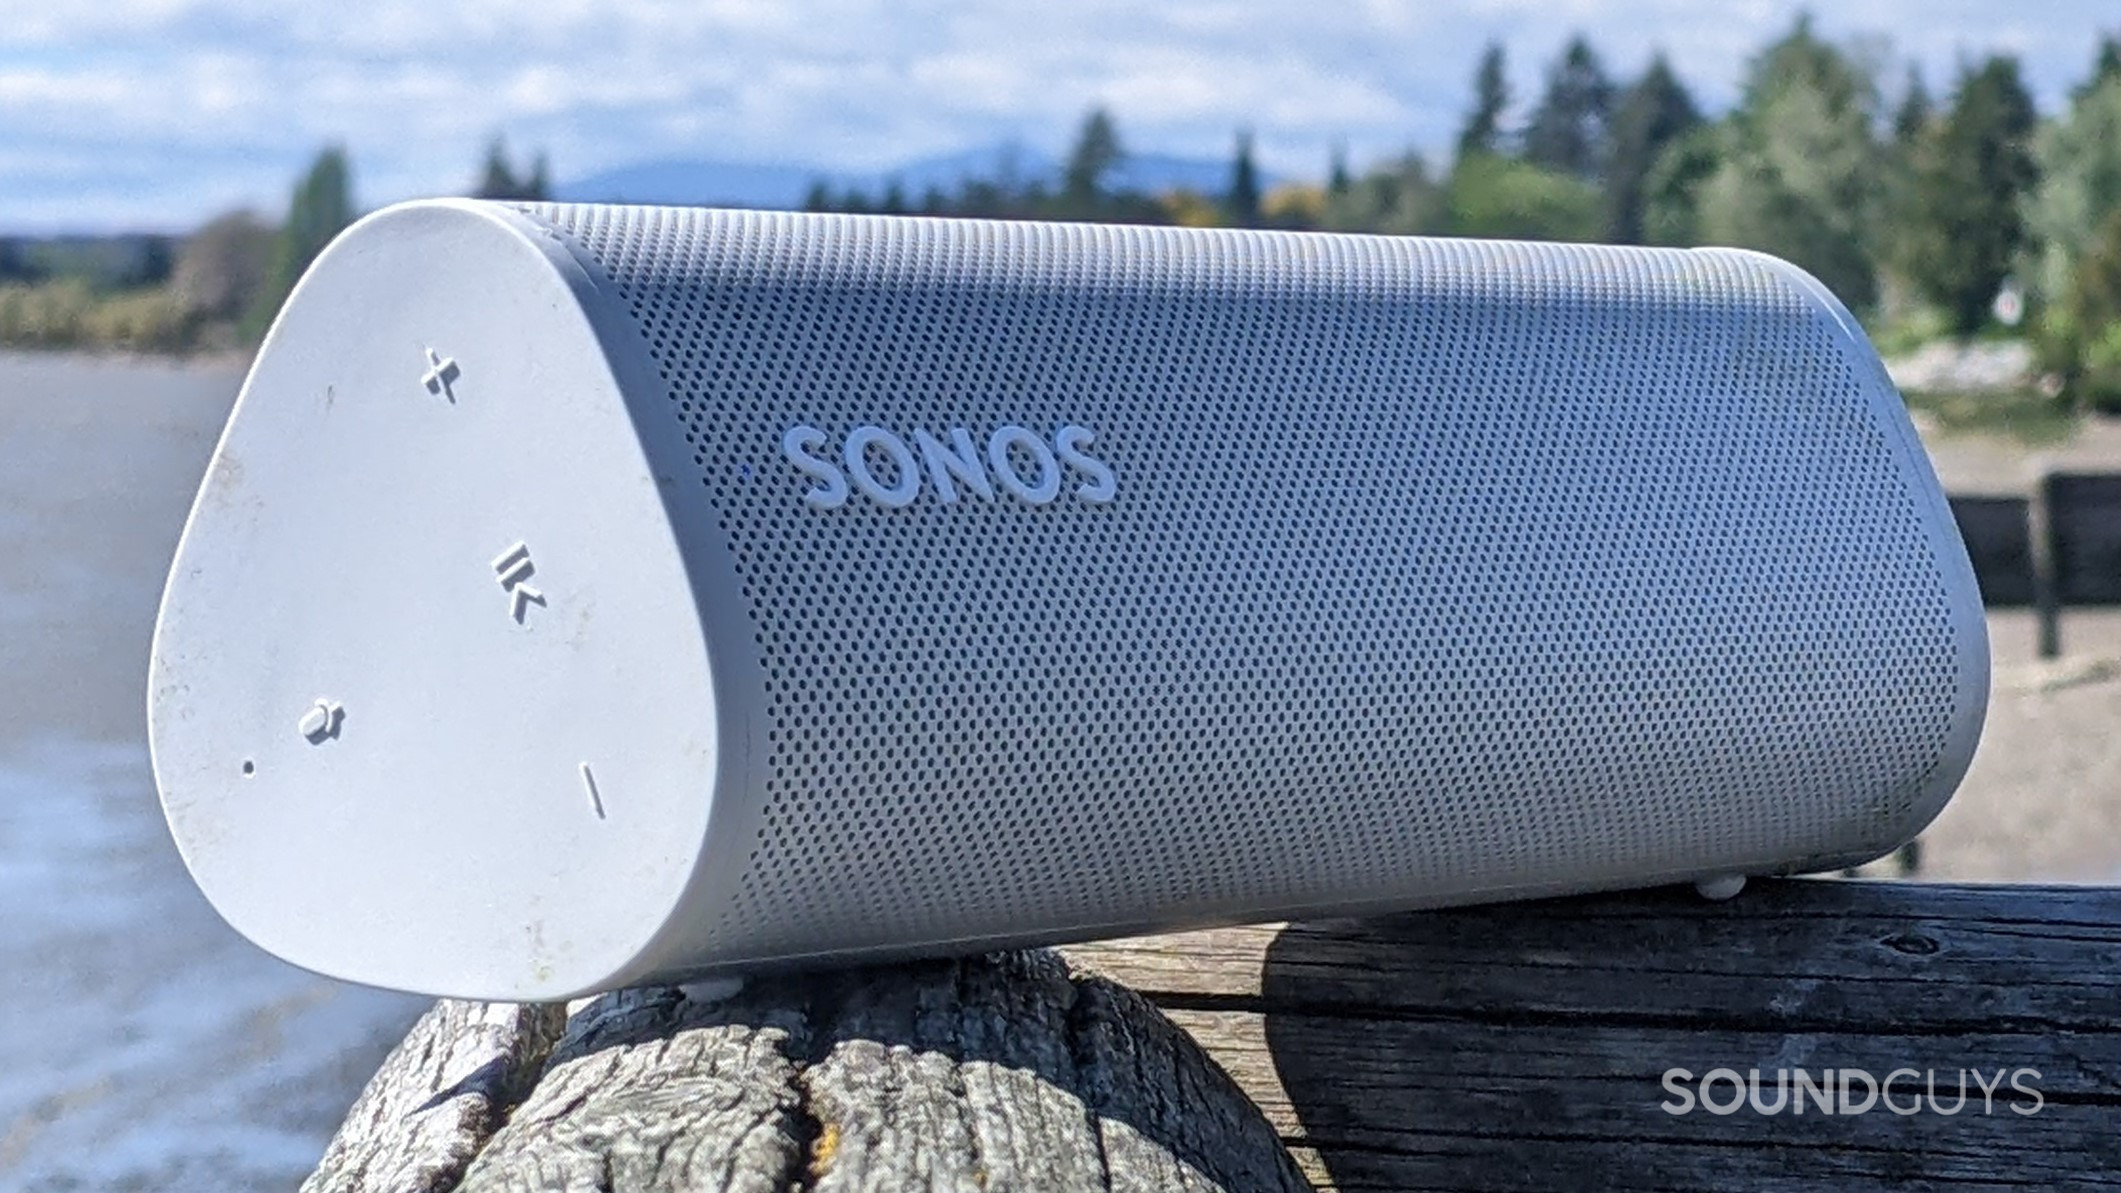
[{"xmin": 1950, "ymin": 472, "xmax": 2121, "ymax": 657}]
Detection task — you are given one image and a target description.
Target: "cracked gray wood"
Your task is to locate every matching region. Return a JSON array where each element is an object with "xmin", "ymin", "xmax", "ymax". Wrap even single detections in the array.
[
  {"xmin": 306, "ymin": 950, "xmax": 1305, "ymax": 1192},
  {"xmin": 1063, "ymin": 880, "xmax": 2121, "ymax": 1191},
  {"xmin": 302, "ymin": 1000, "xmax": 570, "ymax": 1193},
  {"xmin": 311, "ymin": 881, "xmax": 2121, "ymax": 1191}
]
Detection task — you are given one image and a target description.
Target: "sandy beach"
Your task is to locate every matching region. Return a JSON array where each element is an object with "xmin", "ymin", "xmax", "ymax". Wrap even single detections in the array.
[
  {"xmin": 0, "ymin": 350, "xmax": 2116, "ymax": 1188},
  {"xmin": 1880, "ymin": 608, "xmax": 2121, "ymax": 882},
  {"xmin": 1870, "ymin": 410, "xmax": 2121, "ymax": 882}
]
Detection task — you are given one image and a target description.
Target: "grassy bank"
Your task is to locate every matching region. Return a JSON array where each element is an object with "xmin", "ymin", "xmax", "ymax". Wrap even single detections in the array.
[
  {"xmin": 1902, "ymin": 387, "xmax": 2080, "ymax": 446},
  {"xmin": 0, "ymin": 279, "xmax": 217, "ymax": 354}
]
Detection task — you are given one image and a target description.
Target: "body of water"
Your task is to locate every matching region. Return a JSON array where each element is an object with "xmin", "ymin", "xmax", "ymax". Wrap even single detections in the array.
[{"xmin": 0, "ymin": 352, "xmax": 423, "ymax": 1191}]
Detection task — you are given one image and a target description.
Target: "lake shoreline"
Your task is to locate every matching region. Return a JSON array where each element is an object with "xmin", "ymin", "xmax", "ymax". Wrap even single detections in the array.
[{"xmin": 0, "ymin": 344, "xmax": 252, "ymax": 375}]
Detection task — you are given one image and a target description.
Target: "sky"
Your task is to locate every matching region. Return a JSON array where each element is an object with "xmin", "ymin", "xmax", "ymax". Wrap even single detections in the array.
[{"xmin": 0, "ymin": 0, "xmax": 2113, "ymax": 234}]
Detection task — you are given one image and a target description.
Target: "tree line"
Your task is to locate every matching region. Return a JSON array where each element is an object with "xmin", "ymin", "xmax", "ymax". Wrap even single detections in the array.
[
  {"xmin": 0, "ymin": 137, "xmax": 547, "ymax": 354},
  {"xmin": 6, "ymin": 17, "xmax": 2120, "ymax": 413},
  {"xmin": 804, "ymin": 20, "xmax": 2121, "ymax": 410}
]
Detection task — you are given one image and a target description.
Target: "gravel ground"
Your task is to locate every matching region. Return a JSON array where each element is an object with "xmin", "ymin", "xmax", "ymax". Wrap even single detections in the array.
[
  {"xmin": 1891, "ymin": 397, "xmax": 2121, "ymax": 880},
  {"xmin": 1886, "ymin": 609, "xmax": 2121, "ymax": 882},
  {"xmin": 1920, "ymin": 412, "xmax": 2121, "ymax": 496}
]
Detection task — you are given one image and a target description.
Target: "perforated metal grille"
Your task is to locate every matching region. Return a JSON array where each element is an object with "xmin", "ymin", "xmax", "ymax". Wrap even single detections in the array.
[{"xmin": 523, "ymin": 204, "xmax": 1961, "ymax": 961}]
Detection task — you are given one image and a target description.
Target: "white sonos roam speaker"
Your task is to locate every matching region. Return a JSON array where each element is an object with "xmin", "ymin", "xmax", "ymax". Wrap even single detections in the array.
[{"xmin": 148, "ymin": 200, "xmax": 1988, "ymax": 1000}]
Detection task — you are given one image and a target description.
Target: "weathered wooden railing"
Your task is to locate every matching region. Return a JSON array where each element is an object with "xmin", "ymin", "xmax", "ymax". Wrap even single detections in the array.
[
  {"xmin": 302, "ymin": 880, "xmax": 2121, "ymax": 1191},
  {"xmin": 1952, "ymin": 471, "xmax": 2121, "ymax": 656}
]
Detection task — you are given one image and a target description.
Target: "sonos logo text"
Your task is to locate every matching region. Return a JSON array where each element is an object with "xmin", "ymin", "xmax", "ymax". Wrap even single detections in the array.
[{"xmin": 781, "ymin": 423, "xmax": 1117, "ymax": 510}]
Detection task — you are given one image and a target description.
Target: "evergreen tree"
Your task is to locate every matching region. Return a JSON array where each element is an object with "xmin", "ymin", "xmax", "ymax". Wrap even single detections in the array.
[
  {"xmin": 1906, "ymin": 56, "xmax": 2039, "ymax": 334},
  {"xmin": 1328, "ymin": 143, "xmax": 1352, "ymax": 196},
  {"xmin": 1524, "ymin": 35, "xmax": 1614, "ymax": 180},
  {"xmin": 881, "ymin": 178, "xmax": 908, "ymax": 215},
  {"xmin": 2028, "ymin": 64, "xmax": 2121, "ymax": 307},
  {"xmin": 1604, "ymin": 52, "xmax": 1699, "ymax": 243},
  {"xmin": 1320, "ymin": 154, "xmax": 1440, "ymax": 235},
  {"xmin": 1639, "ymin": 125, "xmax": 1722, "ymax": 246},
  {"xmin": 2075, "ymin": 35, "xmax": 2121, "ymax": 102},
  {"xmin": 1693, "ymin": 17, "xmax": 1884, "ymax": 309},
  {"xmin": 1062, "ymin": 108, "xmax": 1124, "ymax": 211},
  {"xmin": 1225, "ymin": 130, "xmax": 1261, "ymax": 225},
  {"xmin": 473, "ymin": 136, "xmax": 551, "ymax": 201},
  {"xmin": 1877, "ymin": 66, "xmax": 1935, "ymax": 292},
  {"xmin": 1457, "ymin": 43, "xmax": 1510, "ymax": 160},
  {"xmin": 801, "ymin": 180, "xmax": 833, "ymax": 212},
  {"xmin": 245, "ymin": 146, "xmax": 356, "ymax": 338},
  {"xmin": 1893, "ymin": 66, "xmax": 1933, "ymax": 145},
  {"xmin": 475, "ymin": 137, "xmax": 519, "ymax": 199}
]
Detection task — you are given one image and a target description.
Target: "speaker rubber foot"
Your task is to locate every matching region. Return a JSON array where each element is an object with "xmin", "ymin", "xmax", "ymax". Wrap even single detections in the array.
[{"xmin": 1693, "ymin": 874, "xmax": 1748, "ymax": 901}]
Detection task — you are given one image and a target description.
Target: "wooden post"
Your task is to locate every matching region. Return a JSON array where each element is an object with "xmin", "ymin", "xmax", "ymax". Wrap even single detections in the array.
[
  {"xmin": 1071, "ymin": 881, "xmax": 2121, "ymax": 1191},
  {"xmin": 311, "ymin": 881, "xmax": 2121, "ymax": 1192},
  {"xmin": 2028, "ymin": 468, "xmax": 2062, "ymax": 658},
  {"xmin": 302, "ymin": 950, "xmax": 1306, "ymax": 1193}
]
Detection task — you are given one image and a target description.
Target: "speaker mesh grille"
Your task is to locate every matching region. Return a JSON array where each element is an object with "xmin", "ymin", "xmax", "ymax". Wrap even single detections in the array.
[{"xmin": 525, "ymin": 205, "xmax": 1959, "ymax": 960}]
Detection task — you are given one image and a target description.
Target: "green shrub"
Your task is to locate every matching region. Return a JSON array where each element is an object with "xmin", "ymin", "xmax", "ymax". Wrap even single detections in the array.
[
  {"xmin": 82, "ymin": 288, "xmax": 193, "ymax": 352},
  {"xmin": 0, "ymin": 279, "xmax": 93, "ymax": 347},
  {"xmin": 1440, "ymin": 153, "xmax": 1602, "ymax": 242},
  {"xmin": 0, "ymin": 279, "xmax": 197, "ymax": 352},
  {"xmin": 1868, "ymin": 304, "xmax": 1952, "ymax": 358},
  {"xmin": 2042, "ymin": 206, "xmax": 2121, "ymax": 412}
]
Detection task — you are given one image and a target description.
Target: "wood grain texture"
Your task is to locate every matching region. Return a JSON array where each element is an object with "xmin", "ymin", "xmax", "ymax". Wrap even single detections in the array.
[
  {"xmin": 302, "ymin": 1000, "xmax": 570, "ymax": 1193},
  {"xmin": 1063, "ymin": 880, "xmax": 2121, "ymax": 1191},
  {"xmin": 309, "ymin": 950, "xmax": 1305, "ymax": 1192},
  {"xmin": 315, "ymin": 881, "xmax": 2121, "ymax": 1191}
]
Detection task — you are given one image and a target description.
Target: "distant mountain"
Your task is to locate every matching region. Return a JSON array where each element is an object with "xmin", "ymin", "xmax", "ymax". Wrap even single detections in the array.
[
  {"xmin": 869, "ymin": 143, "xmax": 1057, "ymax": 200},
  {"xmin": 557, "ymin": 142, "xmax": 1281, "ymax": 210},
  {"xmin": 1106, "ymin": 152, "xmax": 1256, "ymax": 198},
  {"xmin": 553, "ymin": 160, "xmax": 821, "ymax": 209}
]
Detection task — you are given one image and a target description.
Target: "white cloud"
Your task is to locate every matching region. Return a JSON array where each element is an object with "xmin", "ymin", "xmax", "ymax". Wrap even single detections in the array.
[{"xmin": 0, "ymin": 0, "xmax": 2112, "ymax": 231}]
